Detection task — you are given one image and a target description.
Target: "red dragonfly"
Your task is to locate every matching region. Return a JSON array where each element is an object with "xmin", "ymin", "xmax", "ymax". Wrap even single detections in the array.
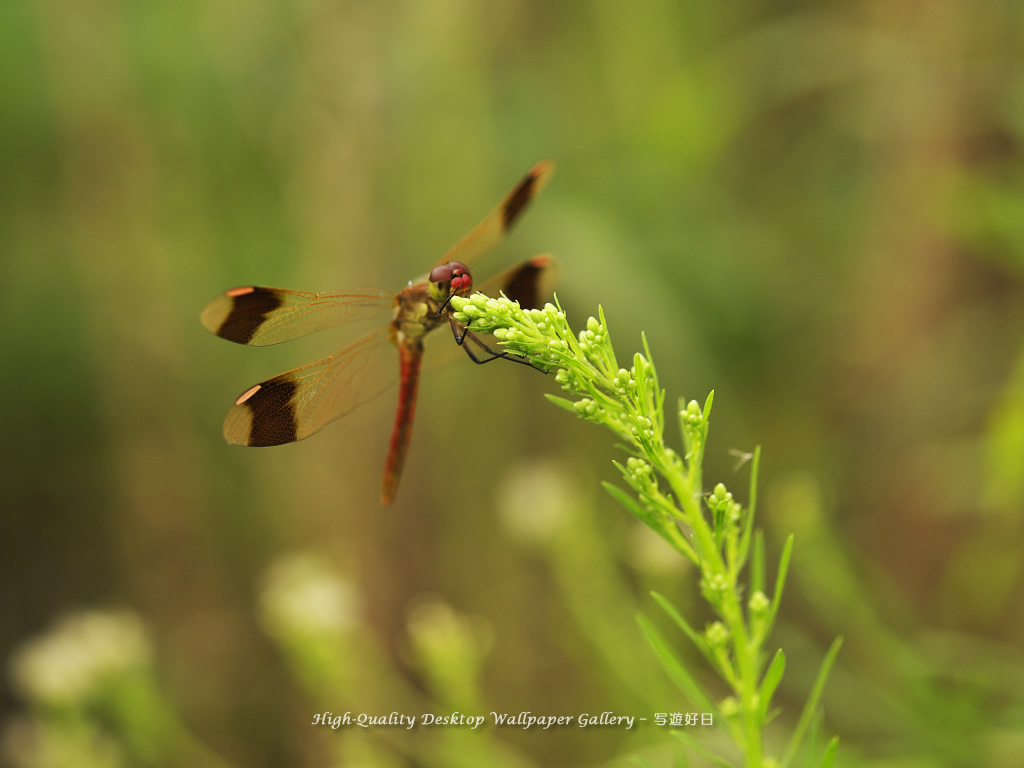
[{"xmin": 201, "ymin": 162, "xmax": 554, "ymax": 504}]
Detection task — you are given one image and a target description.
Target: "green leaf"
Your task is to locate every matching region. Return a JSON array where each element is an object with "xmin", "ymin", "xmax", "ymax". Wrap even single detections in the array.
[
  {"xmin": 650, "ymin": 592, "xmax": 708, "ymax": 657},
  {"xmin": 747, "ymin": 445, "xmax": 761, "ymax": 519},
  {"xmin": 781, "ymin": 637, "xmax": 843, "ymax": 768},
  {"xmin": 544, "ymin": 394, "xmax": 580, "ymax": 414},
  {"xmin": 759, "ymin": 649, "xmax": 786, "ymax": 721},
  {"xmin": 677, "ymin": 396, "xmax": 690, "ymax": 458},
  {"xmin": 602, "ymin": 481, "xmax": 650, "ymax": 522},
  {"xmin": 769, "ymin": 534, "xmax": 795, "ymax": 631},
  {"xmin": 751, "ymin": 530, "xmax": 765, "ymax": 597},
  {"xmin": 636, "ymin": 614, "xmax": 713, "ymax": 711},
  {"xmin": 693, "ymin": 390, "xmax": 713, "ymax": 475},
  {"xmin": 737, "ymin": 445, "xmax": 761, "ymax": 568}
]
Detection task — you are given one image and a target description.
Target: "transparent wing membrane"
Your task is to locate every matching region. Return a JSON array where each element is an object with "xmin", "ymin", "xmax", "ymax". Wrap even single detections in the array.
[
  {"xmin": 201, "ymin": 286, "xmax": 395, "ymax": 347},
  {"xmin": 223, "ymin": 326, "xmax": 398, "ymax": 446},
  {"xmin": 434, "ymin": 161, "xmax": 554, "ymax": 271}
]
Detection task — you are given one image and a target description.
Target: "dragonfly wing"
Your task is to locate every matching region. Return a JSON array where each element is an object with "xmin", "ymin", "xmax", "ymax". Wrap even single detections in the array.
[
  {"xmin": 434, "ymin": 161, "xmax": 555, "ymax": 271},
  {"xmin": 224, "ymin": 325, "xmax": 397, "ymax": 446},
  {"xmin": 201, "ymin": 286, "xmax": 395, "ymax": 346}
]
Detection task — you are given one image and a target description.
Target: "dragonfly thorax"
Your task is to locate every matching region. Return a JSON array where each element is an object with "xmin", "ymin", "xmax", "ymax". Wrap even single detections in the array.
[{"xmin": 392, "ymin": 282, "xmax": 446, "ymax": 342}]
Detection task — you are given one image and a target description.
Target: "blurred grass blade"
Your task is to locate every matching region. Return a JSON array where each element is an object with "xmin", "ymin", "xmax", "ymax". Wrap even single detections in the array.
[
  {"xmin": 670, "ymin": 731, "xmax": 732, "ymax": 767},
  {"xmin": 818, "ymin": 736, "xmax": 840, "ymax": 768},
  {"xmin": 636, "ymin": 614, "xmax": 712, "ymax": 711},
  {"xmin": 650, "ymin": 592, "xmax": 708, "ymax": 656},
  {"xmin": 737, "ymin": 446, "xmax": 761, "ymax": 568},
  {"xmin": 770, "ymin": 534, "xmax": 795, "ymax": 626},
  {"xmin": 604, "ymin": 478, "xmax": 651, "ymax": 520},
  {"xmin": 751, "ymin": 530, "xmax": 765, "ymax": 597},
  {"xmin": 781, "ymin": 637, "xmax": 843, "ymax": 768},
  {"xmin": 545, "ymin": 394, "xmax": 581, "ymax": 415}
]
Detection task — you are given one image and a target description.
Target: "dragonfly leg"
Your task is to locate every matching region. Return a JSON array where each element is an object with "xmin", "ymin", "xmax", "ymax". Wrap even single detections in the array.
[
  {"xmin": 458, "ymin": 326, "xmax": 542, "ymax": 370},
  {"xmin": 444, "ymin": 313, "xmax": 545, "ymax": 370}
]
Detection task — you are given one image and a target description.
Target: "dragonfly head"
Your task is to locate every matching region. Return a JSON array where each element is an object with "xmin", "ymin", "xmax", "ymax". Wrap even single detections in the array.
[{"xmin": 428, "ymin": 261, "xmax": 473, "ymax": 304}]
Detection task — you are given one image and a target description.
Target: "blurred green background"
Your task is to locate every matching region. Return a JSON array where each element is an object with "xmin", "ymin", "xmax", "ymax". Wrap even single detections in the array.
[{"xmin": 3, "ymin": 1, "xmax": 1024, "ymax": 766}]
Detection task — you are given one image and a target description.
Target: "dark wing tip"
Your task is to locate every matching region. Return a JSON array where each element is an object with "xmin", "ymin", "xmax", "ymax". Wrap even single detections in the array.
[
  {"xmin": 502, "ymin": 254, "xmax": 556, "ymax": 310},
  {"xmin": 225, "ymin": 377, "xmax": 300, "ymax": 446},
  {"xmin": 501, "ymin": 161, "xmax": 555, "ymax": 231},
  {"xmin": 201, "ymin": 286, "xmax": 285, "ymax": 345}
]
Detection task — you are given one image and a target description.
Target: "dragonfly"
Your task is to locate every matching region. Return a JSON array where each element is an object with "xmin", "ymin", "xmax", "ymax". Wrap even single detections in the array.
[{"xmin": 201, "ymin": 161, "xmax": 555, "ymax": 505}]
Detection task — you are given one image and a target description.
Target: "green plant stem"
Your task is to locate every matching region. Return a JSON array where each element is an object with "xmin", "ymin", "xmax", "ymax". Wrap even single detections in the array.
[{"xmin": 451, "ymin": 292, "xmax": 839, "ymax": 767}]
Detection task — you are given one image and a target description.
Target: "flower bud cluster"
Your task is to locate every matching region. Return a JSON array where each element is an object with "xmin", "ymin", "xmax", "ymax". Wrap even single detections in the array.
[
  {"xmin": 681, "ymin": 399, "xmax": 704, "ymax": 457},
  {"xmin": 578, "ymin": 316, "xmax": 608, "ymax": 365},
  {"xmin": 631, "ymin": 415, "xmax": 655, "ymax": 441},
  {"xmin": 707, "ymin": 483, "xmax": 741, "ymax": 533},
  {"xmin": 613, "ymin": 368, "xmax": 634, "ymax": 397}
]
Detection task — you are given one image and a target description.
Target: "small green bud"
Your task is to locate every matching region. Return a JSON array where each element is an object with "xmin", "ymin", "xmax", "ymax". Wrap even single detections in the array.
[
  {"xmin": 720, "ymin": 697, "xmax": 739, "ymax": 717},
  {"xmin": 705, "ymin": 621, "xmax": 729, "ymax": 648},
  {"xmin": 633, "ymin": 353, "xmax": 651, "ymax": 378},
  {"xmin": 700, "ymin": 573, "xmax": 729, "ymax": 605},
  {"xmin": 749, "ymin": 590, "xmax": 770, "ymax": 615},
  {"xmin": 707, "ymin": 483, "xmax": 742, "ymax": 531},
  {"xmin": 749, "ymin": 590, "xmax": 772, "ymax": 639}
]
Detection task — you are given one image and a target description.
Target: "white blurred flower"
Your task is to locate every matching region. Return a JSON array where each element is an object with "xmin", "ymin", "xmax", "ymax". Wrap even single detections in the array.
[
  {"xmin": 9, "ymin": 611, "xmax": 151, "ymax": 706},
  {"xmin": 404, "ymin": 597, "xmax": 492, "ymax": 705},
  {"xmin": 2, "ymin": 717, "xmax": 124, "ymax": 768},
  {"xmin": 626, "ymin": 522, "xmax": 689, "ymax": 575},
  {"xmin": 406, "ymin": 598, "xmax": 492, "ymax": 662},
  {"xmin": 259, "ymin": 553, "xmax": 361, "ymax": 641},
  {"xmin": 497, "ymin": 459, "xmax": 577, "ymax": 544}
]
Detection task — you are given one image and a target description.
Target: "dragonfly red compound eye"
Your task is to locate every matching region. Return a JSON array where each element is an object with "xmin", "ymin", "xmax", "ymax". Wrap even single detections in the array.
[{"xmin": 449, "ymin": 262, "xmax": 472, "ymax": 292}]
